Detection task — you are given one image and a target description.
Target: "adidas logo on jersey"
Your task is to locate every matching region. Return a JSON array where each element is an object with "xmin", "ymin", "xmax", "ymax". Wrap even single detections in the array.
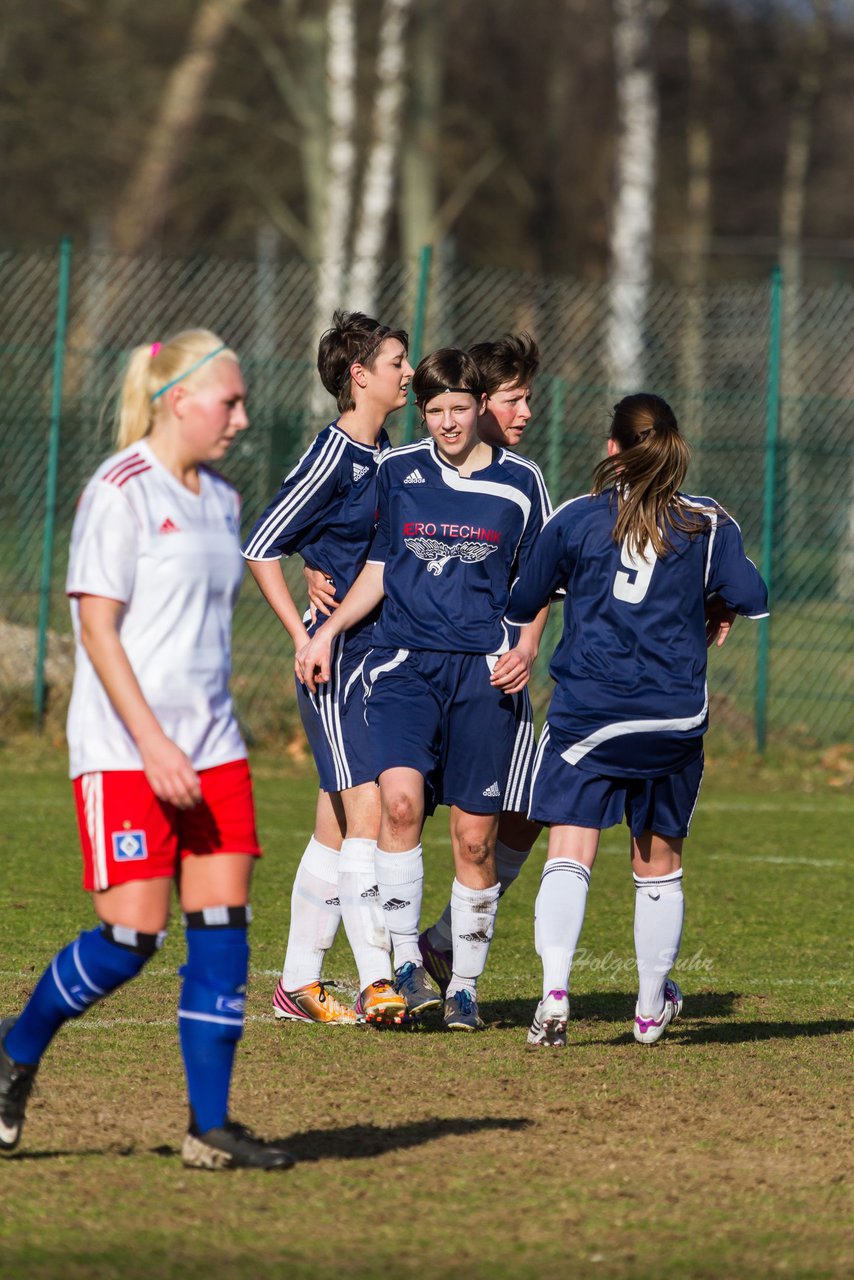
[
  {"xmin": 361, "ymin": 884, "xmax": 379, "ymax": 899},
  {"xmin": 383, "ymin": 897, "xmax": 411, "ymax": 911},
  {"xmin": 404, "ymin": 468, "xmax": 426, "ymax": 484},
  {"xmin": 482, "ymin": 781, "xmax": 501, "ymax": 797},
  {"xmin": 159, "ymin": 517, "xmax": 181, "ymax": 534},
  {"xmin": 352, "ymin": 462, "xmax": 370, "ymax": 482}
]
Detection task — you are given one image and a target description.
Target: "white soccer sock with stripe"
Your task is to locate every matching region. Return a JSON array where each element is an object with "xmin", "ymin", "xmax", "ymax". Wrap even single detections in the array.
[
  {"xmin": 339, "ymin": 837, "xmax": 393, "ymax": 988},
  {"xmin": 535, "ymin": 858, "xmax": 591, "ymax": 999},
  {"xmin": 374, "ymin": 845, "xmax": 424, "ymax": 970},
  {"xmin": 634, "ymin": 868, "xmax": 684, "ymax": 1017},
  {"xmin": 446, "ymin": 879, "xmax": 501, "ymax": 999},
  {"xmin": 428, "ymin": 840, "xmax": 531, "ymax": 952},
  {"xmin": 281, "ymin": 837, "xmax": 341, "ymax": 990}
]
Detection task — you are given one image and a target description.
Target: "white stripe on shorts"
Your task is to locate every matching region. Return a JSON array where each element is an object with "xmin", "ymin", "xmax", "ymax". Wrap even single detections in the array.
[
  {"xmin": 83, "ymin": 772, "xmax": 108, "ymax": 891},
  {"xmin": 504, "ymin": 688, "xmax": 535, "ymax": 813}
]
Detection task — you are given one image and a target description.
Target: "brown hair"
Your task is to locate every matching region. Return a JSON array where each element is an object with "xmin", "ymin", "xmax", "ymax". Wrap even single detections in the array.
[
  {"xmin": 469, "ymin": 332, "xmax": 540, "ymax": 396},
  {"xmin": 412, "ymin": 347, "xmax": 485, "ymax": 408},
  {"xmin": 317, "ymin": 310, "xmax": 409, "ymax": 413},
  {"xmin": 113, "ymin": 329, "xmax": 237, "ymax": 448},
  {"xmin": 591, "ymin": 393, "xmax": 703, "ymax": 557}
]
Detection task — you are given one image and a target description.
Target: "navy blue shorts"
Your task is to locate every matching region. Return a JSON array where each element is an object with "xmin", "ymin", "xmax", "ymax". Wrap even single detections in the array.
[
  {"xmin": 363, "ymin": 647, "xmax": 516, "ymax": 814},
  {"xmin": 296, "ymin": 632, "xmax": 374, "ymax": 793},
  {"xmin": 529, "ymin": 725, "xmax": 704, "ymax": 838}
]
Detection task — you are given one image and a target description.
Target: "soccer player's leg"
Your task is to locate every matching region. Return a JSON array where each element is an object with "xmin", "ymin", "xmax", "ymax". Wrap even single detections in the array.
[
  {"xmin": 2, "ymin": 770, "xmax": 177, "ymax": 1153},
  {"xmin": 420, "ymin": 686, "xmax": 542, "ymax": 991},
  {"xmin": 526, "ymin": 730, "xmax": 625, "ymax": 1046},
  {"xmin": 275, "ymin": 792, "xmax": 355, "ymax": 1026},
  {"xmin": 627, "ymin": 756, "xmax": 700, "ymax": 1044},
  {"xmin": 365, "ymin": 650, "xmax": 443, "ymax": 1023},
  {"xmin": 438, "ymin": 654, "xmax": 517, "ymax": 1030},
  {"xmin": 177, "ymin": 765, "xmax": 293, "ymax": 1169}
]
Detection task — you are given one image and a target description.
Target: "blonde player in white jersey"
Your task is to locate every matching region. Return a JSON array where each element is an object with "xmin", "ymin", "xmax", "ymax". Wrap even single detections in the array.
[{"xmin": 0, "ymin": 330, "xmax": 293, "ymax": 1171}]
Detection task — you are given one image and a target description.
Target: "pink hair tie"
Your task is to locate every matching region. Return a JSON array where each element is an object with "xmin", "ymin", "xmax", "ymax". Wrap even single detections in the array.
[{"xmin": 150, "ymin": 342, "xmax": 162, "ymax": 358}]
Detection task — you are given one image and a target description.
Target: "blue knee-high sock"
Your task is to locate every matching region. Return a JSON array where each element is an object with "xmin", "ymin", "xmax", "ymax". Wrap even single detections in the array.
[
  {"xmin": 179, "ymin": 913, "xmax": 249, "ymax": 1135},
  {"xmin": 4, "ymin": 926, "xmax": 152, "ymax": 1065}
]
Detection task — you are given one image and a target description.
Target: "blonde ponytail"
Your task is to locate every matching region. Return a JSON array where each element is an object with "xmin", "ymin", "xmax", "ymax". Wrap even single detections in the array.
[{"xmin": 113, "ymin": 329, "xmax": 236, "ymax": 448}]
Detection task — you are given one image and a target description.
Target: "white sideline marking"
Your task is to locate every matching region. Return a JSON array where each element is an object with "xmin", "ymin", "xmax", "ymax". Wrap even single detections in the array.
[{"xmin": 706, "ymin": 854, "xmax": 845, "ymax": 867}]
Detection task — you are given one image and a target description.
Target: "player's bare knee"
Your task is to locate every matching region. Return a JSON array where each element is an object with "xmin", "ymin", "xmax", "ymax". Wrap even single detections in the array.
[{"xmin": 383, "ymin": 791, "xmax": 420, "ymax": 838}]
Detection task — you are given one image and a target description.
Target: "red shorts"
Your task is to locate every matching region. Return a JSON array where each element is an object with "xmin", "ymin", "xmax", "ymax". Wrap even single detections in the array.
[{"xmin": 73, "ymin": 759, "xmax": 262, "ymax": 892}]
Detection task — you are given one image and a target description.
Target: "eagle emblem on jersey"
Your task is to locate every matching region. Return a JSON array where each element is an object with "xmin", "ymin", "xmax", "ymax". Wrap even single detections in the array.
[{"xmin": 404, "ymin": 536, "xmax": 498, "ymax": 576}]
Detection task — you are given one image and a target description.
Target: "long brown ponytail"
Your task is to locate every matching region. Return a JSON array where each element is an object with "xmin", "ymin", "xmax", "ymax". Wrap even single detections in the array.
[{"xmin": 591, "ymin": 393, "xmax": 703, "ymax": 557}]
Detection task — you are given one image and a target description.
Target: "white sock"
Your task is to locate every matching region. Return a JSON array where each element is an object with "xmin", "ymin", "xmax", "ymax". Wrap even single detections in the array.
[
  {"xmin": 446, "ymin": 879, "xmax": 501, "ymax": 999},
  {"xmin": 634, "ymin": 868, "xmax": 684, "ymax": 1017},
  {"xmin": 339, "ymin": 837, "xmax": 392, "ymax": 989},
  {"xmin": 374, "ymin": 845, "xmax": 424, "ymax": 970},
  {"xmin": 282, "ymin": 836, "xmax": 341, "ymax": 989},
  {"xmin": 535, "ymin": 858, "xmax": 591, "ymax": 999},
  {"xmin": 428, "ymin": 840, "xmax": 532, "ymax": 953}
]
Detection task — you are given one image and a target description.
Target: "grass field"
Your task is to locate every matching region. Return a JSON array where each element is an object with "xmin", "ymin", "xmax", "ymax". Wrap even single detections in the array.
[{"xmin": 0, "ymin": 738, "xmax": 852, "ymax": 1279}]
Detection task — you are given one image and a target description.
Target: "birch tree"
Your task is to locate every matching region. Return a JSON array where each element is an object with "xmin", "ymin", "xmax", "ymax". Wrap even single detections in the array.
[
  {"xmin": 605, "ymin": 0, "xmax": 658, "ymax": 392},
  {"xmin": 346, "ymin": 0, "xmax": 414, "ymax": 313}
]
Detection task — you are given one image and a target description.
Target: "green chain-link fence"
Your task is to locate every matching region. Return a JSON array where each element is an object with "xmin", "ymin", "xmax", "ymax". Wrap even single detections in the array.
[{"xmin": 1, "ymin": 242, "xmax": 852, "ymax": 749}]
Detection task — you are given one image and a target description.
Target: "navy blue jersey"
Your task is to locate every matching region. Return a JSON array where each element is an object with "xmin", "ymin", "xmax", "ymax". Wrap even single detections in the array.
[
  {"xmin": 506, "ymin": 489, "xmax": 768, "ymax": 776},
  {"xmin": 241, "ymin": 422, "xmax": 390, "ymax": 639},
  {"xmin": 368, "ymin": 439, "xmax": 551, "ymax": 654}
]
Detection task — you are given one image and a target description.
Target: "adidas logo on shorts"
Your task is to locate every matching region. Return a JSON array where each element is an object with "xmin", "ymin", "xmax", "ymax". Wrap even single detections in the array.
[
  {"xmin": 352, "ymin": 462, "xmax": 370, "ymax": 482},
  {"xmin": 404, "ymin": 468, "xmax": 426, "ymax": 484},
  {"xmin": 383, "ymin": 897, "xmax": 411, "ymax": 911},
  {"xmin": 482, "ymin": 781, "xmax": 501, "ymax": 798}
]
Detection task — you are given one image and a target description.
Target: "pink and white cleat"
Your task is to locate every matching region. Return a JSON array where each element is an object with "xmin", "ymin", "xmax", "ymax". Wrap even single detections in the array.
[
  {"xmin": 633, "ymin": 978, "xmax": 683, "ymax": 1044},
  {"xmin": 527, "ymin": 989, "xmax": 569, "ymax": 1047}
]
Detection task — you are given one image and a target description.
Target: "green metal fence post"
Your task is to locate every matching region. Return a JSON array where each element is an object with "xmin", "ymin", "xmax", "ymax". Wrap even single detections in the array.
[
  {"xmin": 34, "ymin": 235, "xmax": 73, "ymax": 727},
  {"xmin": 755, "ymin": 264, "xmax": 782, "ymax": 753},
  {"xmin": 402, "ymin": 244, "xmax": 433, "ymax": 444}
]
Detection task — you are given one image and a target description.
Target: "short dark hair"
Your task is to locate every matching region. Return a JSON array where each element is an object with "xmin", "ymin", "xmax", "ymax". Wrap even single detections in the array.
[
  {"xmin": 317, "ymin": 310, "xmax": 409, "ymax": 413},
  {"xmin": 412, "ymin": 347, "xmax": 485, "ymax": 408},
  {"xmin": 468, "ymin": 332, "xmax": 540, "ymax": 397}
]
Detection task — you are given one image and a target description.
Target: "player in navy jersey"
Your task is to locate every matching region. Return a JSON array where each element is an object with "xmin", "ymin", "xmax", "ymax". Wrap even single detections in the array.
[
  {"xmin": 418, "ymin": 333, "xmax": 552, "ymax": 993},
  {"xmin": 297, "ymin": 348, "xmax": 546, "ymax": 1031},
  {"xmin": 242, "ymin": 311, "xmax": 414, "ymax": 1027},
  {"xmin": 0, "ymin": 330, "xmax": 293, "ymax": 1169},
  {"xmin": 505, "ymin": 392, "xmax": 768, "ymax": 1047}
]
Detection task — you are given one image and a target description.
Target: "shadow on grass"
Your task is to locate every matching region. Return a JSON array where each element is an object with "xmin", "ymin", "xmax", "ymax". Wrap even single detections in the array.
[
  {"xmin": 665, "ymin": 1017, "xmax": 854, "ymax": 1047},
  {"xmin": 483, "ymin": 990, "xmax": 742, "ymax": 1027},
  {"xmin": 6, "ymin": 1116, "xmax": 532, "ymax": 1163},
  {"xmin": 278, "ymin": 1114, "xmax": 532, "ymax": 1162}
]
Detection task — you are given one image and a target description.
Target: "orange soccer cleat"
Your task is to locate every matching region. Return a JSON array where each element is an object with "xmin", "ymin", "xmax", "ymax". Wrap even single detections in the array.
[
  {"xmin": 355, "ymin": 979, "xmax": 409, "ymax": 1027},
  {"xmin": 273, "ymin": 979, "xmax": 357, "ymax": 1025}
]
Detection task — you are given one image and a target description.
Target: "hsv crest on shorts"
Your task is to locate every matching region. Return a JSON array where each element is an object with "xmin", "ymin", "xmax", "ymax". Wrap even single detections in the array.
[
  {"xmin": 405, "ymin": 536, "xmax": 499, "ymax": 576},
  {"xmin": 111, "ymin": 830, "xmax": 148, "ymax": 862}
]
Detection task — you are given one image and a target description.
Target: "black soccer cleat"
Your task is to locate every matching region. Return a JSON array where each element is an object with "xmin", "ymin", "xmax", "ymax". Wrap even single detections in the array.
[
  {"xmin": 0, "ymin": 1016, "xmax": 38, "ymax": 1153},
  {"xmin": 181, "ymin": 1118, "xmax": 295, "ymax": 1171}
]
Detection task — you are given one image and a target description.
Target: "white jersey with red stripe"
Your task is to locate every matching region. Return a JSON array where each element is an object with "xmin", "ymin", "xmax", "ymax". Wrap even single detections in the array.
[{"xmin": 66, "ymin": 439, "xmax": 247, "ymax": 778}]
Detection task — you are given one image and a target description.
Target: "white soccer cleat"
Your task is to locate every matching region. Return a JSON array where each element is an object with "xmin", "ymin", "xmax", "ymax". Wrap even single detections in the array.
[
  {"xmin": 527, "ymin": 989, "xmax": 569, "ymax": 1047},
  {"xmin": 633, "ymin": 978, "xmax": 683, "ymax": 1044}
]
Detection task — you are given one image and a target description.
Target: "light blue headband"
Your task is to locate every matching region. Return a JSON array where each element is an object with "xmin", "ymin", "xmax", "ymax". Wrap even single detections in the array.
[{"xmin": 150, "ymin": 344, "xmax": 228, "ymax": 401}]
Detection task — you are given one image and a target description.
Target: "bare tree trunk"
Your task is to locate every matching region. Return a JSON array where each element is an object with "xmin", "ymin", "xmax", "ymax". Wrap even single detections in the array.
[
  {"xmin": 346, "ymin": 0, "xmax": 413, "ymax": 313},
  {"xmin": 311, "ymin": 0, "xmax": 358, "ymax": 419},
  {"xmin": 678, "ymin": 0, "xmax": 712, "ymax": 474},
  {"xmin": 605, "ymin": 0, "xmax": 658, "ymax": 392},
  {"xmin": 110, "ymin": 0, "xmax": 249, "ymax": 253}
]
